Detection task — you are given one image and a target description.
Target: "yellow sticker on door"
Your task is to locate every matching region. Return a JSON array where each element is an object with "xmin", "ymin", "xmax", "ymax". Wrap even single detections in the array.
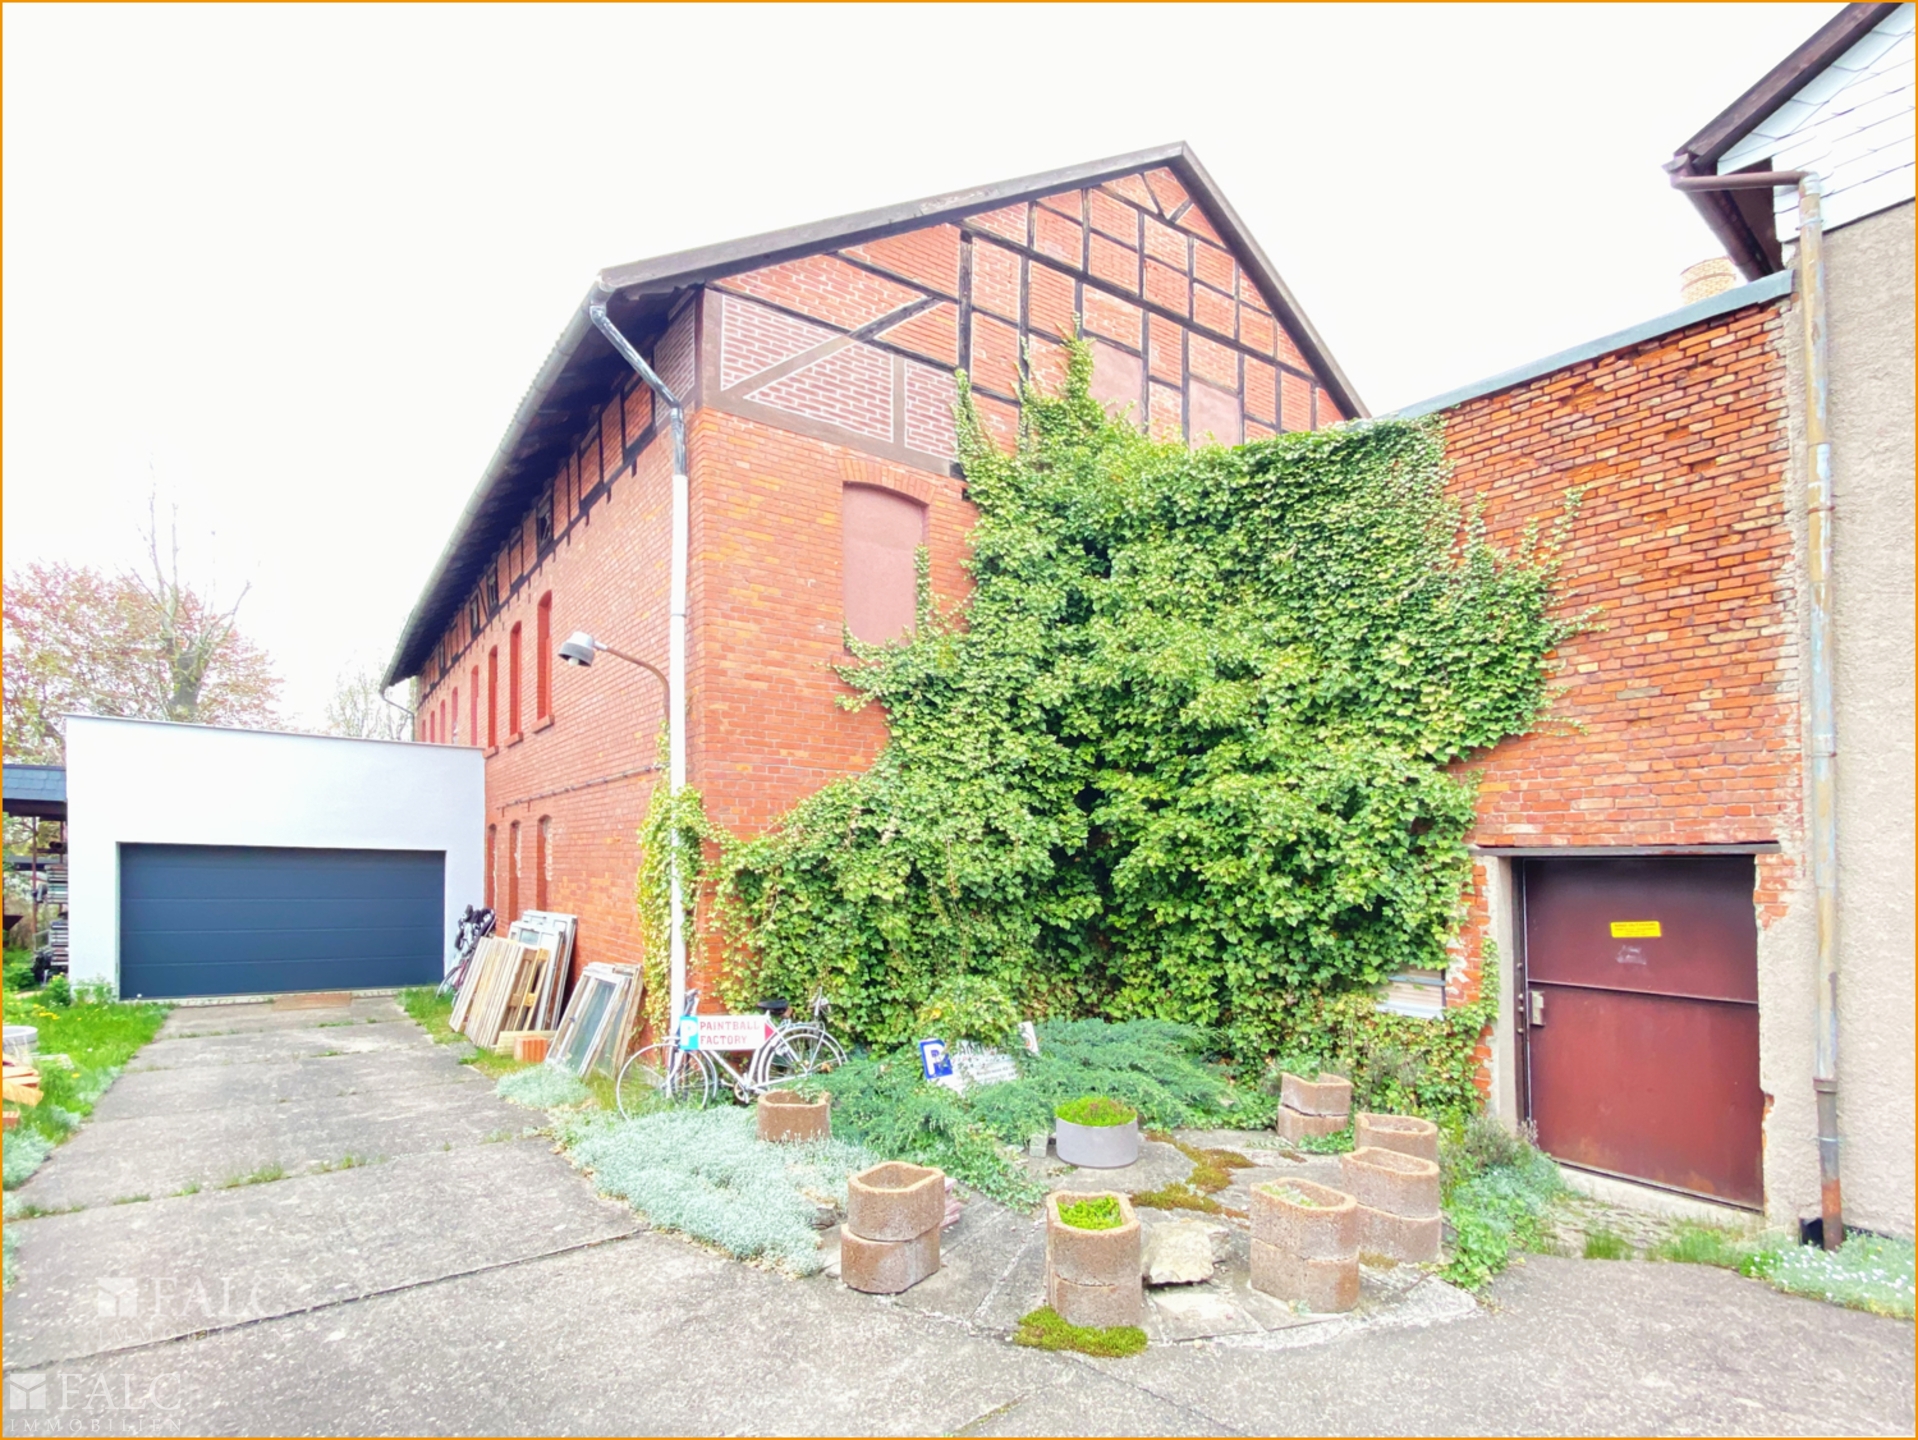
[{"xmin": 1610, "ymin": 920, "xmax": 1662, "ymax": 938}]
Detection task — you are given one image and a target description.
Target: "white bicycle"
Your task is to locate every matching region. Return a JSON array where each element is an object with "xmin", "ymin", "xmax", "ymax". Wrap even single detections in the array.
[{"xmin": 615, "ymin": 989, "xmax": 845, "ymax": 1116}]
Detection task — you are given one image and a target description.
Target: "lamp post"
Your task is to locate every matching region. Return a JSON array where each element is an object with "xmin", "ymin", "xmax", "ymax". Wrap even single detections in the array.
[{"xmin": 557, "ymin": 629, "xmax": 685, "ymax": 1026}]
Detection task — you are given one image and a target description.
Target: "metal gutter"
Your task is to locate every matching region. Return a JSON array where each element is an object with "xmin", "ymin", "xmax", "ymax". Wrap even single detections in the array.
[{"xmin": 1389, "ymin": 270, "xmax": 1793, "ymax": 420}]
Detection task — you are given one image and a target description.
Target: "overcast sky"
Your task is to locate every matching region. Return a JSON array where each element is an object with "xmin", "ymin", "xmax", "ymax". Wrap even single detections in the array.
[{"xmin": 3, "ymin": 2, "xmax": 1839, "ymax": 726}]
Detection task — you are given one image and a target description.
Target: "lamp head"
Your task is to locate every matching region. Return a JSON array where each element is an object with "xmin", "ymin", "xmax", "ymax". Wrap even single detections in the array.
[{"xmin": 558, "ymin": 631, "xmax": 600, "ymax": 667}]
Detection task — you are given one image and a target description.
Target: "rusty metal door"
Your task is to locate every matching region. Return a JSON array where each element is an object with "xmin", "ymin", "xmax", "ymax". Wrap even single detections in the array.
[{"xmin": 1520, "ymin": 855, "xmax": 1763, "ymax": 1207}]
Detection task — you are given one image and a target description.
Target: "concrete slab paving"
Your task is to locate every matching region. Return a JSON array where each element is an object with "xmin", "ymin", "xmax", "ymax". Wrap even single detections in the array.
[
  {"xmin": 124, "ymin": 1022, "xmax": 431, "ymax": 1072},
  {"xmin": 89, "ymin": 1047, "xmax": 482, "ymax": 1123},
  {"xmin": 4, "ymin": 1004, "xmax": 1910, "ymax": 1437},
  {"xmin": 4, "ymin": 1140, "xmax": 639, "ymax": 1367},
  {"xmin": 15, "ymin": 1081, "xmax": 530, "ymax": 1210},
  {"xmin": 154, "ymin": 997, "xmax": 401, "ymax": 1039}
]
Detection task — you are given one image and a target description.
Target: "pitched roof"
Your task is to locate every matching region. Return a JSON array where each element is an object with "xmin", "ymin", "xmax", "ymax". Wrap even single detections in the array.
[
  {"xmin": 1667, "ymin": 2, "xmax": 1906, "ymax": 278},
  {"xmin": 384, "ymin": 143, "xmax": 1363, "ymax": 686}
]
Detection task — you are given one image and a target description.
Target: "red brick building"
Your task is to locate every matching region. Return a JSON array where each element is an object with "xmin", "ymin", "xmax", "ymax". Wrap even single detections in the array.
[{"xmin": 383, "ymin": 144, "xmax": 1362, "ymax": 984}]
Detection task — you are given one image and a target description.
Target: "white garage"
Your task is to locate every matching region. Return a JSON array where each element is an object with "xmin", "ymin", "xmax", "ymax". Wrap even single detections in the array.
[{"xmin": 66, "ymin": 716, "xmax": 484, "ymax": 1000}]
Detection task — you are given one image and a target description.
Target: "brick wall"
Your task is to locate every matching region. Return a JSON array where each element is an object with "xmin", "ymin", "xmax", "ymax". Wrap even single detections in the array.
[
  {"xmin": 410, "ymin": 162, "xmax": 1355, "ymax": 1010},
  {"xmin": 1435, "ymin": 295, "xmax": 1798, "ymax": 1018}
]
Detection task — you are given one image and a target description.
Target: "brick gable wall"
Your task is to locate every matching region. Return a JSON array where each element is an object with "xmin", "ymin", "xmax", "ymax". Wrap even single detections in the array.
[
  {"xmin": 1435, "ymin": 297, "xmax": 1798, "ymax": 1078},
  {"xmin": 410, "ymin": 165, "xmax": 1355, "ymax": 1008}
]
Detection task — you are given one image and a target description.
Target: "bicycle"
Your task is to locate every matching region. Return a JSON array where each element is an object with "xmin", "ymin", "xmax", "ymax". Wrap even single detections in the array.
[{"xmin": 614, "ymin": 989, "xmax": 846, "ymax": 1117}]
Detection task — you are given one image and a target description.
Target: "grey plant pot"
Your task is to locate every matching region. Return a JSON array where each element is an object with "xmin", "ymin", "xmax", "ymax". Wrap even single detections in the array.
[{"xmin": 1054, "ymin": 1115, "xmax": 1141, "ymax": 1169}]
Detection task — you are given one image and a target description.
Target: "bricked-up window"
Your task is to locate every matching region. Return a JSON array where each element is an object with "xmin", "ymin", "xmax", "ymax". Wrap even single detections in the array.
[
  {"xmin": 484, "ymin": 824, "xmax": 497, "ymax": 909},
  {"xmin": 469, "ymin": 667, "xmax": 480, "ymax": 746},
  {"xmin": 451, "ymin": 688, "xmax": 460, "ymax": 745},
  {"xmin": 487, "ymin": 647, "xmax": 499, "ymax": 749},
  {"xmin": 842, "ymin": 485, "xmax": 926, "ymax": 645},
  {"xmin": 536, "ymin": 593, "xmax": 553, "ymax": 721},
  {"xmin": 536, "ymin": 816, "xmax": 551, "ymax": 911},
  {"xmin": 508, "ymin": 623, "xmax": 524, "ymax": 738},
  {"xmin": 507, "ymin": 820, "xmax": 521, "ymax": 923}
]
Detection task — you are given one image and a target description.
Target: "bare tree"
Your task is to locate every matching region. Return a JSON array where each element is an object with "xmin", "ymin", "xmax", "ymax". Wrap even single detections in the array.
[
  {"xmin": 133, "ymin": 496, "xmax": 257, "ymax": 724},
  {"xmin": 324, "ymin": 663, "xmax": 413, "ymax": 741}
]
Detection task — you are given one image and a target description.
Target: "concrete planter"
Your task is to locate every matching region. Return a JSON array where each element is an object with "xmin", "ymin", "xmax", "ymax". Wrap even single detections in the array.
[
  {"xmin": 1054, "ymin": 1116, "xmax": 1141, "ymax": 1169},
  {"xmin": 1354, "ymin": 1112, "xmax": 1439, "ymax": 1163},
  {"xmin": 1045, "ymin": 1191, "xmax": 1143, "ymax": 1328},
  {"xmin": 1274, "ymin": 1105, "xmax": 1347, "ymax": 1142},
  {"xmin": 847, "ymin": 1162, "xmax": 945, "ymax": 1242},
  {"xmin": 1250, "ymin": 1179, "xmax": 1360, "ymax": 1313},
  {"xmin": 842, "ymin": 1161, "xmax": 945, "ymax": 1294},
  {"xmin": 1340, "ymin": 1145, "xmax": 1442, "ymax": 1263},
  {"xmin": 1278, "ymin": 1071, "xmax": 1352, "ymax": 1118},
  {"xmin": 757, "ymin": 1090, "xmax": 831, "ymax": 1144}
]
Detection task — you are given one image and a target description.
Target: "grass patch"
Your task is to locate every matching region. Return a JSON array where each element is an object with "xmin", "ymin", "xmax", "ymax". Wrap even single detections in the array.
[
  {"xmin": 1292, "ymin": 1121, "xmax": 1356, "ymax": 1155},
  {"xmin": 397, "ymin": 986, "xmax": 529, "ymax": 1079},
  {"xmin": 1056, "ymin": 1194, "xmax": 1124, "ymax": 1230},
  {"xmin": 111, "ymin": 1193, "xmax": 150, "ymax": 1206},
  {"xmin": 1651, "ymin": 1223, "xmax": 1915, "ymax": 1319},
  {"xmin": 559, "ymin": 1106, "xmax": 872, "ymax": 1275},
  {"xmin": 310, "ymin": 1154, "xmax": 376, "ymax": 1174},
  {"xmin": 1, "ymin": 987, "xmax": 169, "ymax": 1187},
  {"xmin": 1013, "ymin": 1306, "xmax": 1148, "ymax": 1358},
  {"xmin": 1055, "ymin": 1096, "xmax": 1136, "ymax": 1128},
  {"xmin": 175, "ymin": 1181, "xmax": 201, "ymax": 1198},
  {"xmin": 218, "ymin": 1162, "xmax": 287, "ymax": 1190},
  {"xmin": 1582, "ymin": 1228, "xmax": 1632, "ymax": 1260},
  {"xmin": 496, "ymin": 1065, "xmax": 591, "ymax": 1110}
]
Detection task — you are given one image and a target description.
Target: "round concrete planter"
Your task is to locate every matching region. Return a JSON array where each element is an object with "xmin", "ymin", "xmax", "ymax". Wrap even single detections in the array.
[
  {"xmin": 1044, "ymin": 1191, "xmax": 1143, "ymax": 1328},
  {"xmin": 1054, "ymin": 1115, "xmax": 1141, "ymax": 1169},
  {"xmin": 3, "ymin": 1026, "xmax": 38, "ymax": 1063},
  {"xmin": 1354, "ymin": 1112, "xmax": 1439, "ymax": 1163},
  {"xmin": 756, "ymin": 1089, "xmax": 831, "ymax": 1144}
]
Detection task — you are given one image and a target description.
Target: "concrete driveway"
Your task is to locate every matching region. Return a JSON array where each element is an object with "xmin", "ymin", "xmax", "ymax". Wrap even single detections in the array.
[{"xmin": 3, "ymin": 998, "xmax": 1912, "ymax": 1437}]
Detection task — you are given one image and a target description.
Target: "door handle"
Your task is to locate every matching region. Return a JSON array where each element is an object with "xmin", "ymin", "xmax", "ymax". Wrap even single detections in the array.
[{"xmin": 1529, "ymin": 991, "xmax": 1546, "ymax": 1027}]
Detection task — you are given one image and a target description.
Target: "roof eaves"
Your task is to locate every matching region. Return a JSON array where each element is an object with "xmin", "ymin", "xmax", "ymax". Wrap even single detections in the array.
[
  {"xmin": 1388, "ymin": 270, "xmax": 1793, "ymax": 420},
  {"xmin": 1666, "ymin": 3, "xmax": 1904, "ymax": 280}
]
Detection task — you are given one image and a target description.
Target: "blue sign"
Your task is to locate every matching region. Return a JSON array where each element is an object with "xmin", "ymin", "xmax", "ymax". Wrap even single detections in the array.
[
  {"xmin": 676, "ymin": 1015, "xmax": 701, "ymax": 1051},
  {"xmin": 917, "ymin": 1037, "xmax": 952, "ymax": 1080}
]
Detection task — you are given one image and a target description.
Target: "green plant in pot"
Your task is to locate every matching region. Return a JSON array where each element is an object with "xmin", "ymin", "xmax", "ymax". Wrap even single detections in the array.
[{"xmin": 1054, "ymin": 1095, "xmax": 1141, "ymax": 1169}]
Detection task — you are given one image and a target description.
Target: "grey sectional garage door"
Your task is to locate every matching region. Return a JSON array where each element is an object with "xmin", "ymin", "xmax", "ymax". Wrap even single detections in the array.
[{"xmin": 120, "ymin": 844, "xmax": 444, "ymax": 999}]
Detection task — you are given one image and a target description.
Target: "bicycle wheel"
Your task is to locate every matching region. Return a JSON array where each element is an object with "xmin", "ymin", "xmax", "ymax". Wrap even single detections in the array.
[
  {"xmin": 749, "ymin": 1023, "xmax": 847, "ymax": 1090},
  {"xmin": 617, "ymin": 1042, "xmax": 715, "ymax": 1117}
]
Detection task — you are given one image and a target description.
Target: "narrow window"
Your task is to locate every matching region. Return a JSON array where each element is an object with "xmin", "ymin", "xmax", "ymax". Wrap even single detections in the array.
[
  {"xmin": 536, "ymin": 593, "xmax": 553, "ymax": 721},
  {"xmin": 507, "ymin": 820, "xmax": 521, "ymax": 922},
  {"xmin": 484, "ymin": 824, "xmax": 497, "ymax": 909},
  {"xmin": 842, "ymin": 485, "xmax": 927, "ymax": 644},
  {"xmin": 470, "ymin": 667, "xmax": 480, "ymax": 745},
  {"xmin": 536, "ymin": 492, "xmax": 555, "ymax": 550},
  {"xmin": 509, "ymin": 622, "xmax": 524, "ymax": 737},
  {"xmin": 437, "ymin": 701, "xmax": 447, "ymax": 744},
  {"xmin": 487, "ymin": 647, "xmax": 499, "ymax": 748},
  {"xmin": 536, "ymin": 816, "xmax": 552, "ymax": 911},
  {"xmin": 451, "ymin": 688, "xmax": 460, "ymax": 745}
]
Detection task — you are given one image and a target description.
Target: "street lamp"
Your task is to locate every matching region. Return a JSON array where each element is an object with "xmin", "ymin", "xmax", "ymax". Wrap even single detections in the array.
[{"xmin": 559, "ymin": 628, "xmax": 684, "ymax": 1025}]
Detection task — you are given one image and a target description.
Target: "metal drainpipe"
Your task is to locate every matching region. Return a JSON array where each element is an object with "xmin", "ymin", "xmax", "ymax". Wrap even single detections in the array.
[
  {"xmin": 1672, "ymin": 167, "xmax": 1841, "ymax": 1248},
  {"xmin": 587, "ymin": 291, "xmax": 692, "ymax": 1032}
]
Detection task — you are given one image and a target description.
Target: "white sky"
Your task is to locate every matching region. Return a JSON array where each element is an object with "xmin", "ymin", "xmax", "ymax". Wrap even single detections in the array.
[{"xmin": 3, "ymin": 2, "xmax": 1840, "ymax": 726}]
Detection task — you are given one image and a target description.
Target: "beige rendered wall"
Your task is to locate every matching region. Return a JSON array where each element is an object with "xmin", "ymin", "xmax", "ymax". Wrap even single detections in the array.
[{"xmin": 1822, "ymin": 200, "xmax": 1916, "ymax": 1239}]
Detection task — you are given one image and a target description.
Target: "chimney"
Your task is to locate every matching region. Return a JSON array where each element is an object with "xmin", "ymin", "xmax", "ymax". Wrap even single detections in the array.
[{"xmin": 1681, "ymin": 257, "xmax": 1740, "ymax": 305}]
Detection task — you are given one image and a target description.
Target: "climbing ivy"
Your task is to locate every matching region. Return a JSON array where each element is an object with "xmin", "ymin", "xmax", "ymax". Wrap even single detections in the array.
[
  {"xmin": 634, "ymin": 733, "xmax": 713, "ymax": 1038},
  {"xmin": 711, "ymin": 339, "xmax": 1580, "ymax": 1071}
]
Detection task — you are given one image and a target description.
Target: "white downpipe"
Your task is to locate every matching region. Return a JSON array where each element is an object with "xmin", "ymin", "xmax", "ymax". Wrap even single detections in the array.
[
  {"xmin": 587, "ymin": 293, "xmax": 692, "ymax": 1030},
  {"xmin": 667, "ymin": 464, "xmax": 690, "ymax": 1026}
]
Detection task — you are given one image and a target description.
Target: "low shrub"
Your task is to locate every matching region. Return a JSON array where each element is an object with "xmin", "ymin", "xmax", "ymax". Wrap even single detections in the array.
[
  {"xmin": 1438, "ymin": 1126, "xmax": 1564, "ymax": 1290},
  {"xmin": 1583, "ymin": 1229, "xmax": 1632, "ymax": 1261},
  {"xmin": 1013, "ymin": 1306, "xmax": 1147, "ymax": 1358},
  {"xmin": 1055, "ymin": 1096, "xmax": 1135, "ymax": 1128},
  {"xmin": 561, "ymin": 1107, "xmax": 873, "ymax": 1276},
  {"xmin": 1055, "ymin": 1194, "xmax": 1123, "ymax": 1230},
  {"xmin": 3, "ymin": 1131, "xmax": 53, "ymax": 1190}
]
